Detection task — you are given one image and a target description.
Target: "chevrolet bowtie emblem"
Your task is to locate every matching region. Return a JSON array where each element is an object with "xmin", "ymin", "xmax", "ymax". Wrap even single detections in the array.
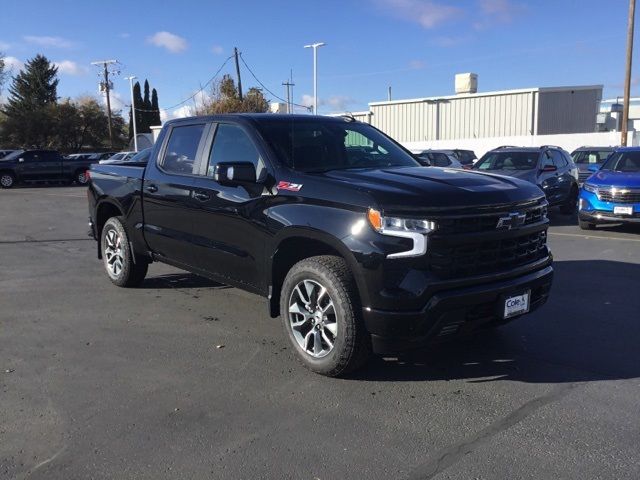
[{"xmin": 496, "ymin": 212, "xmax": 526, "ymax": 230}]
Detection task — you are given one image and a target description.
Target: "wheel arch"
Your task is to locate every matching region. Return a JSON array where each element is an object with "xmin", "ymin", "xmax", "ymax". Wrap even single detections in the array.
[{"xmin": 268, "ymin": 228, "xmax": 368, "ymax": 318}]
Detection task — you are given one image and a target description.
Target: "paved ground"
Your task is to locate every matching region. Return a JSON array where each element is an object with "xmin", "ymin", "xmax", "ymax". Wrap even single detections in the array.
[{"xmin": 1, "ymin": 185, "xmax": 639, "ymax": 480}]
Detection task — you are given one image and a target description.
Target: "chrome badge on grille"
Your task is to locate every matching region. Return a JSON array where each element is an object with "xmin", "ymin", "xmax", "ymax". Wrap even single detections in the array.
[{"xmin": 496, "ymin": 212, "xmax": 526, "ymax": 230}]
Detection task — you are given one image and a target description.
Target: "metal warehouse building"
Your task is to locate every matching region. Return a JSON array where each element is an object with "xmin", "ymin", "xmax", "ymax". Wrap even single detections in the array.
[{"xmin": 349, "ymin": 81, "xmax": 603, "ymax": 143}]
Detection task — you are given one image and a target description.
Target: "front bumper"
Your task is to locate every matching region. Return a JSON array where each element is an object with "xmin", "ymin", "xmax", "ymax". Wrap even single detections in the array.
[
  {"xmin": 578, "ymin": 190, "xmax": 640, "ymax": 224},
  {"xmin": 362, "ymin": 264, "xmax": 553, "ymax": 354}
]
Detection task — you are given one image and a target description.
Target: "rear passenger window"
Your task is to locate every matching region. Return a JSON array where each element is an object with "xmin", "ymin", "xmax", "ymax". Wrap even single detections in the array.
[
  {"xmin": 551, "ymin": 150, "xmax": 567, "ymax": 168},
  {"xmin": 161, "ymin": 124, "xmax": 205, "ymax": 175}
]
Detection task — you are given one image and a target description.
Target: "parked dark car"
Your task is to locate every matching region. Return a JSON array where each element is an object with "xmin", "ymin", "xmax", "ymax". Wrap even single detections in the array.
[
  {"xmin": 0, "ymin": 149, "xmax": 98, "ymax": 188},
  {"xmin": 88, "ymin": 114, "xmax": 553, "ymax": 377},
  {"xmin": 570, "ymin": 146, "xmax": 616, "ymax": 184},
  {"xmin": 473, "ymin": 146, "xmax": 579, "ymax": 213},
  {"xmin": 415, "ymin": 150, "xmax": 463, "ymax": 168},
  {"xmin": 0, "ymin": 149, "xmax": 19, "ymax": 159},
  {"xmin": 450, "ymin": 149, "xmax": 477, "ymax": 169}
]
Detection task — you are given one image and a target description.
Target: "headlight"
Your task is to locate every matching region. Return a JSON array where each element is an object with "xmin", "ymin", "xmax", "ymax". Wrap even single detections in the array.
[
  {"xmin": 367, "ymin": 208, "xmax": 436, "ymax": 258},
  {"xmin": 583, "ymin": 183, "xmax": 598, "ymax": 194}
]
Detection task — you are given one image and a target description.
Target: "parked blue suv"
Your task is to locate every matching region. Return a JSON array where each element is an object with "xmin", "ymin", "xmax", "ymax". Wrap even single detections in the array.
[{"xmin": 578, "ymin": 147, "xmax": 640, "ymax": 229}]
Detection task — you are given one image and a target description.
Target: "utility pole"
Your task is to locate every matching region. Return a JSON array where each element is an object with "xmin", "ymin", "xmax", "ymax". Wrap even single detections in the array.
[
  {"xmin": 125, "ymin": 76, "xmax": 138, "ymax": 152},
  {"xmin": 622, "ymin": 0, "xmax": 636, "ymax": 146},
  {"xmin": 304, "ymin": 42, "xmax": 326, "ymax": 115},
  {"xmin": 234, "ymin": 47, "xmax": 243, "ymax": 101},
  {"xmin": 388, "ymin": 86, "xmax": 392, "ymax": 101},
  {"xmin": 91, "ymin": 59, "xmax": 118, "ymax": 148},
  {"xmin": 282, "ymin": 79, "xmax": 295, "ymax": 113}
]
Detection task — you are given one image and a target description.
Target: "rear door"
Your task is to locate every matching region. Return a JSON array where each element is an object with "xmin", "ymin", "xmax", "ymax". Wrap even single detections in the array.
[
  {"xmin": 538, "ymin": 151, "xmax": 561, "ymax": 204},
  {"xmin": 189, "ymin": 122, "xmax": 272, "ymax": 292},
  {"xmin": 142, "ymin": 122, "xmax": 208, "ymax": 267}
]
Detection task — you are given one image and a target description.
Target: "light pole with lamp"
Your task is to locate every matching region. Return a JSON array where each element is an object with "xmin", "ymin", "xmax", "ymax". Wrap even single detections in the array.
[
  {"xmin": 125, "ymin": 76, "xmax": 138, "ymax": 152},
  {"xmin": 303, "ymin": 42, "xmax": 326, "ymax": 115}
]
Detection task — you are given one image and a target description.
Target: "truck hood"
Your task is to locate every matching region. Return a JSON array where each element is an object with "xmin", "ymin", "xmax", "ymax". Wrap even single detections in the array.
[
  {"xmin": 321, "ymin": 167, "xmax": 544, "ymax": 212},
  {"xmin": 587, "ymin": 170, "xmax": 640, "ymax": 188}
]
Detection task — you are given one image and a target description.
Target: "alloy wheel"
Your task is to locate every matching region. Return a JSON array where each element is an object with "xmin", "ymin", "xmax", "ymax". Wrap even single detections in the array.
[
  {"xmin": 104, "ymin": 229, "xmax": 124, "ymax": 277},
  {"xmin": 288, "ymin": 279, "xmax": 338, "ymax": 358},
  {"xmin": 1, "ymin": 174, "xmax": 13, "ymax": 188}
]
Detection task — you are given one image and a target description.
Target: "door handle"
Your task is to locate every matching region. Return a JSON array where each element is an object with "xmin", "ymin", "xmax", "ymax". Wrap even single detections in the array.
[
  {"xmin": 145, "ymin": 184, "xmax": 158, "ymax": 193},
  {"xmin": 193, "ymin": 191, "xmax": 210, "ymax": 201}
]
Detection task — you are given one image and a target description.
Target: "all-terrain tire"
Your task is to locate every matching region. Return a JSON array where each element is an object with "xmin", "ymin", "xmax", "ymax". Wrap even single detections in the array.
[
  {"xmin": 101, "ymin": 216, "xmax": 148, "ymax": 287},
  {"xmin": 280, "ymin": 255, "xmax": 372, "ymax": 377}
]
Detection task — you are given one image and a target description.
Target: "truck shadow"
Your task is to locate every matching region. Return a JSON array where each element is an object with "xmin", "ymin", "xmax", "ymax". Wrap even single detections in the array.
[
  {"xmin": 142, "ymin": 273, "xmax": 228, "ymax": 290},
  {"xmin": 351, "ymin": 259, "xmax": 640, "ymax": 384}
]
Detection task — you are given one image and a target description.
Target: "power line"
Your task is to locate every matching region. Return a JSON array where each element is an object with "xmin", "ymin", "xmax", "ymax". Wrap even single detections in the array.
[
  {"xmin": 129, "ymin": 54, "xmax": 234, "ymax": 114},
  {"xmin": 239, "ymin": 53, "xmax": 311, "ymax": 111}
]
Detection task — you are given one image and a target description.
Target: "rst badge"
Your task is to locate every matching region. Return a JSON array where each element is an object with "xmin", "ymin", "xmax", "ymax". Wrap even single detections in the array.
[{"xmin": 277, "ymin": 181, "xmax": 303, "ymax": 192}]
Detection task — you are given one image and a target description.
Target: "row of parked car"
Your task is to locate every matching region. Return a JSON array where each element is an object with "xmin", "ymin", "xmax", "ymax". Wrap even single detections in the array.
[
  {"xmin": 415, "ymin": 145, "xmax": 639, "ymax": 230},
  {"xmin": 0, "ymin": 149, "xmax": 151, "ymax": 188}
]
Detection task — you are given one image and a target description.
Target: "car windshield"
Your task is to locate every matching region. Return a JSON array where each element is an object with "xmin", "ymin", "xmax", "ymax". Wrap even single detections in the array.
[
  {"xmin": 128, "ymin": 148, "xmax": 151, "ymax": 163},
  {"xmin": 256, "ymin": 119, "xmax": 419, "ymax": 173},
  {"xmin": 109, "ymin": 153, "xmax": 126, "ymax": 160},
  {"xmin": 573, "ymin": 150, "xmax": 612, "ymax": 165},
  {"xmin": 474, "ymin": 151, "xmax": 539, "ymax": 170},
  {"xmin": 600, "ymin": 151, "xmax": 640, "ymax": 172},
  {"xmin": 1, "ymin": 150, "xmax": 25, "ymax": 161}
]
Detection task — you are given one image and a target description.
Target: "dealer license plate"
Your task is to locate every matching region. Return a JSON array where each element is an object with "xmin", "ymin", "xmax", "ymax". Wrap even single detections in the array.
[
  {"xmin": 614, "ymin": 206, "xmax": 633, "ymax": 215},
  {"xmin": 503, "ymin": 291, "xmax": 530, "ymax": 319}
]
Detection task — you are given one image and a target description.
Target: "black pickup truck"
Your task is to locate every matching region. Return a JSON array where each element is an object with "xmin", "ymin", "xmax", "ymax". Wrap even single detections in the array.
[
  {"xmin": 0, "ymin": 149, "xmax": 97, "ymax": 188},
  {"xmin": 88, "ymin": 114, "xmax": 553, "ymax": 376}
]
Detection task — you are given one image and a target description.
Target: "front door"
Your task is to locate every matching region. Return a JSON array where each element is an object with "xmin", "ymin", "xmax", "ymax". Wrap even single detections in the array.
[
  {"xmin": 189, "ymin": 122, "xmax": 272, "ymax": 292},
  {"xmin": 142, "ymin": 122, "xmax": 208, "ymax": 267},
  {"xmin": 19, "ymin": 151, "xmax": 62, "ymax": 181},
  {"xmin": 538, "ymin": 151, "xmax": 561, "ymax": 204}
]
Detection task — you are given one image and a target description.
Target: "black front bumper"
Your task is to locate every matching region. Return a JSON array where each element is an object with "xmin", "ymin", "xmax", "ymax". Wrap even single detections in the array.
[{"xmin": 362, "ymin": 264, "xmax": 553, "ymax": 354}]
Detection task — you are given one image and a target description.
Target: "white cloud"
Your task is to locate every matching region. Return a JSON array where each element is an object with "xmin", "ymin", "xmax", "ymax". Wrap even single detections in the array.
[
  {"xmin": 376, "ymin": 0, "xmax": 462, "ymax": 28},
  {"xmin": 4, "ymin": 56, "xmax": 24, "ymax": 72},
  {"xmin": 100, "ymin": 91, "xmax": 126, "ymax": 114},
  {"xmin": 147, "ymin": 31, "xmax": 188, "ymax": 53},
  {"xmin": 23, "ymin": 35, "xmax": 74, "ymax": 48},
  {"xmin": 172, "ymin": 105, "xmax": 194, "ymax": 118},
  {"xmin": 300, "ymin": 93, "xmax": 356, "ymax": 112},
  {"xmin": 211, "ymin": 44, "xmax": 224, "ymax": 55},
  {"xmin": 54, "ymin": 60, "xmax": 87, "ymax": 76}
]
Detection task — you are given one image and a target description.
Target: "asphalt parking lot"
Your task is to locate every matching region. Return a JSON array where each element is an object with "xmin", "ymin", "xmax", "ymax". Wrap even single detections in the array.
[{"xmin": 1, "ymin": 186, "xmax": 639, "ymax": 480}]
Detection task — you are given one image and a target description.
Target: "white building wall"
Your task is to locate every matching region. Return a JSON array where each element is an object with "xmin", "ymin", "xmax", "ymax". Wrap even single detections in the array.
[{"xmin": 403, "ymin": 130, "xmax": 633, "ymax": 159}]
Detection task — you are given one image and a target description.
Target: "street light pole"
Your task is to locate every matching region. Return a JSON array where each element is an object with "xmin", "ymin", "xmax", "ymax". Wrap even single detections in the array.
[
  {"xmin": 622, "ymin": 0, "xmax": 636, "ymax": 146},
  {"xmin": 125, "ymin": 76, "xmax": 138, "ymax": 152},
  {"xmin": 304, "ymin": 42, "xmax": 326, "ymax": 115}
]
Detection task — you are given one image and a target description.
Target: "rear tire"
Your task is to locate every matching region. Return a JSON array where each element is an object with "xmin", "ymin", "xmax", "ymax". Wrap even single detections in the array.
[
  {"xmin": 579, "ymin": 219, "xmax": 596, "ymax": 230},
  {"xmin": 75, "ymin": 170, "xmax": 89, "ymax": 185},
  {"xmin": 0, "ymin": 172, "xmax": 15, "ymax": 189},
  {"xmin": 280, "ymin": 255, "xmax": 372, "ymax": 377},
  {"xmin": 101, "ymin": 216, "xmax": 148, "ymax": 287},
  {"xmin": 560, "ymin": 186, "xmax": 578, "ymax": 214}
]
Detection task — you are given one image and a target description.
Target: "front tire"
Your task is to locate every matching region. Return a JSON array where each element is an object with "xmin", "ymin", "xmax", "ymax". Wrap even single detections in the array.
[
  {"xmin": 0, "ymin": 172, "xmax": 15, "ymax": 189},
  {"xmin": 101, "ymin": 217, "xmax": 148, "ymax": 287},
  {"xmin": 559, "ymin": 186, "xmax": 578, "ymax": 214},
  {"xmin": 579, "ymin": 219, "xmax": 596, "ymax": 230},
  {"xmin": 281, "ymin": 255, "xmax": 371, "ymax": 377}
]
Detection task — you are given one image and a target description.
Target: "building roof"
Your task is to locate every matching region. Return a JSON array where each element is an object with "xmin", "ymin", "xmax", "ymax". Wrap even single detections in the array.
[{"xmin": 368, "ymin": 85, "xmax": 603, "ymax": 107}]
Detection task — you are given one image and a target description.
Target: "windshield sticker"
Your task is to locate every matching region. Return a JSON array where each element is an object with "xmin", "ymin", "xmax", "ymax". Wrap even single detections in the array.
[{"xmin": 277, "ymin": 181, "xmax": 303, "ymax": 192}]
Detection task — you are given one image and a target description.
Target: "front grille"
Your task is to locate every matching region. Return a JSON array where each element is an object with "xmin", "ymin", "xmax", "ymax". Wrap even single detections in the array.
[
  {"xmin": 435, "ymin": 204, "xmax": 547, "ymax": 235},
  {"xmin": 428, "ymin": 230, "xmax": 547, "ymax": 279},
  {"xmin": 597, "ymin": 188, "xmax": 640, "ymax": 204}
]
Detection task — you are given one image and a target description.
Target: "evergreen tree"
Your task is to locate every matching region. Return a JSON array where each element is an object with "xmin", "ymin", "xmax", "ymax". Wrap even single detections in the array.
[
  {"xmin": 3, "ymin": 54, "xmax": 58, "ymax": 117},
  {"xmin": 141, "ymin": 79, "xmax": 151, "ymax": 133},
  {"xmin": 151, "ymin": 88, "xmax": 161, "ymax": 126},
  {"xmin": 128, "ymin": 81, "xmax": 144, "ymax": 140}
]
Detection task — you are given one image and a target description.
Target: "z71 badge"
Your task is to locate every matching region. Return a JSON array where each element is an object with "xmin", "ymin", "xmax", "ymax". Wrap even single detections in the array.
[{"xmin": 277, "ymin": 181, "xmax": 303, "ymax": 192}]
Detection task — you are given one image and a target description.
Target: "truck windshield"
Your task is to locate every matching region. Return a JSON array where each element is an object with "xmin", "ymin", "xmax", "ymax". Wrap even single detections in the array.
[
  {"xmin": 256, "ymin": 119, "xmax": 419, "ymax": 172},
  {"xmin": 474, "ymin": 151, "xmax": 539, "ymax": 170},
  {"xmin": 601, "ymin": 151, "xmax": 640, "ymax": 172}
]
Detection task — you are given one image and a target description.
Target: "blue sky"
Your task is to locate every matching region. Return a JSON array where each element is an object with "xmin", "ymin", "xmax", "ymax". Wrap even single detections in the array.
[{"xmin": 1, "ymin": 0, "xmax": 637, "ymax": 119}]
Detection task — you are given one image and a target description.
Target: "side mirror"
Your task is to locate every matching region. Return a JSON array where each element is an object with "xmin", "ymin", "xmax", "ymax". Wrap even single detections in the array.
[
  {"xmin": 587, "ymin": 165, "xmax": 600, "ymax": 173},
  {"xmin": 541, "ymin": 165, "xmax": 557, "ymax": 173},
  {"xmin": 214, "ymin": 162, "xmax": 256, "ymax": 186}
]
